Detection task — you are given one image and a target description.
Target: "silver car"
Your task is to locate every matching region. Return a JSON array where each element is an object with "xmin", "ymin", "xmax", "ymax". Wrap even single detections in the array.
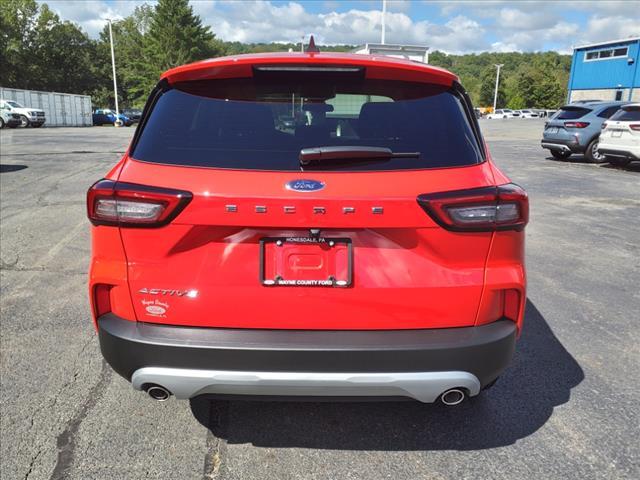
[{"xmin": 541, "ymin": 101, "xmax": 629, "ymax": 163}]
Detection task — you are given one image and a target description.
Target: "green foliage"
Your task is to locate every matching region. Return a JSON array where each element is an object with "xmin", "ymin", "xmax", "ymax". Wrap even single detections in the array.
[
  {"xmin": 138, "ymin": 0, "xmax": 222, "ymax": 99},
  {"xmin": 0, "ymin": 0, "xmax": 39, "ymax": 87},
  {"xmin": 93, "ymin": 5, "xmax": 154, "ymax": 107},
  {"xmin": 222, "ymin": 41, "xmax": 355, "ymax": 55},
  {"xmin": 0, "ymin": 0, "xmax": 571, "ymax": 111},
  {"xmin": 0, "ymin": 0, "xmax": 97, "ymax": 93},
  {"xmin": 478, "ymin": 67, "xmax": 506, "ymax": 107},
  {"xmin": 429, "ymin": 51, "xmax": 572, "ymax": 109}
]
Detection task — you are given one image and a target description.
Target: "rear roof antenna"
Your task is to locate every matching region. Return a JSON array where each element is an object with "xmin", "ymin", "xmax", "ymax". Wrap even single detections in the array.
[{"xmin": 305, "ymin": 35, "xmax": 320, "ymax": 53}]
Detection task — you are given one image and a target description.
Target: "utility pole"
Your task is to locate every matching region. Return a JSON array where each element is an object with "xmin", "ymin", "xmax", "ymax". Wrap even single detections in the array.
[
  {"xmin": 493, "ymin": 64, "xmax": 504, "ymax": 112},
  {"xmin": 381, "ymin": 0, "xmax": 387, "ymax": 44},
  {"xmin": 108, "ymin": 19, "xmax": 121, "ymax": 126}
]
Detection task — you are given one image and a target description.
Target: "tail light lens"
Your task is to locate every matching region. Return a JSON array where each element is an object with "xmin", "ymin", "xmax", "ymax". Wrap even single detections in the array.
[
  {"xmin": 601, "ymin": 122, "xmax": 608, "ymax": 130},
  {"xmin": 564, "ymin": 121, "xmax": 590, "ymax": 128},
  {"xmin": 93, "ymin": 284, "xmax": 112, "ymax": 317},
  {"xmin": 417, "ymin": 183, "xmax": 529, "ymax": 232},
  {"xmin": 630, "ymin": 124, "xmax": 640, "ymax": 131},
  {"xmin": 87, "ymin": 179, "xmax": 192, "ymax": 227}
]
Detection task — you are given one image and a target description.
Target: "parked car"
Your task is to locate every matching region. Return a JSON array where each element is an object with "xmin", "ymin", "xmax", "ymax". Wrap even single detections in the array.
[
  {"xmin": 0, "ymin": 99, "xmax": 46, "ymax": 127},
  {"xmin": 0, "ymin": 109, "xmax": 21, "ymax": 129},
  {"xmin": 541, "ymin": 101, "xmax": 629, "ymax": 162},
  {"xmin": 486, "ymin": 109, "xmax": 517, "ymax": 119},
  {"xmin": 598, "ymin": 103, "xmax": 640, "ymax": 166},
  {"xmin": 92, "ymin": 109, "xmax": 133, "ymax": 126},
  {"xmin": 518, "ymin": 109, "xmax": 539, "ymax": 119},
  {"xmin": 474, "ymin": 108, "xmax": 482, "ymax": 119},
  {"xmin": 87, "ymin": 50, "xmax": 529, "ymax": 406},
  {"xmin": 122, "ymin": 109, "xmax": 142, "ymax": 123}
]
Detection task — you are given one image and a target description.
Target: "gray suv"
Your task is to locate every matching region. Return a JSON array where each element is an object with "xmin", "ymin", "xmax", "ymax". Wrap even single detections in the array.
[{"xmin": 541, "ymin": 101, "xmax": 629, "ymax": 163}]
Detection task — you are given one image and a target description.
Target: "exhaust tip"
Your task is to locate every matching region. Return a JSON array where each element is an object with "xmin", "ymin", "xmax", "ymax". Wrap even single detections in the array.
[
  {"xmin": 440, "ymin": 388, "xmax": 466, "ymax": 406},
  {"xmin": 146, "ymin": 385, "xmax": 171, "ymax": 402}
]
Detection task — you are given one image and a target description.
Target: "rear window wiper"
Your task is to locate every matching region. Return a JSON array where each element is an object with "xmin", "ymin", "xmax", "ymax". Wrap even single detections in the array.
[{"xmin": 299, "ymin": 146, "xmax": 420, "ymax": 167}]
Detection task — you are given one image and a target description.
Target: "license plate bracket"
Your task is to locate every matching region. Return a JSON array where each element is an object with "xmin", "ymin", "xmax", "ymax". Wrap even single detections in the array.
[{"xmin": 260, "ymin": 237, "xmax": 352, "ymax": 287}]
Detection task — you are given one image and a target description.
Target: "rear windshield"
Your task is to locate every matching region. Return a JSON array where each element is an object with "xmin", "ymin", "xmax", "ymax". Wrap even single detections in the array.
[
  {"xmin": 610, "ymin": 106, "xmax": 640, "ymax": 121},
  {"xmin": 132, "ymin": 72, "xmax": 483, "ymax": 171},
  {"xmin": 556, "ymin": 106, "xmax": 591, "ymax": 120}
]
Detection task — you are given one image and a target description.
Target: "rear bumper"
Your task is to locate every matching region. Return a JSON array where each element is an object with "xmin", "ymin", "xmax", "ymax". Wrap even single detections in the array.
[
  {"xmin": 598, "ymin": 147, "xmax": 640, "ymax": 160},
  {"xmin": 541, "ymin": 139, "xmax": 583, "ymax": 153},
  {"xmin": 98, "ymin": 314, "xmax": 517, "ymax": 402}
]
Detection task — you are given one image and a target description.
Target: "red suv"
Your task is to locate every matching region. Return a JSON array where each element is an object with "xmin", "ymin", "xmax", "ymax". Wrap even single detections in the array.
[{"xmin": 88, "ymin": 51, "xmax": 528, "ymax": 406}]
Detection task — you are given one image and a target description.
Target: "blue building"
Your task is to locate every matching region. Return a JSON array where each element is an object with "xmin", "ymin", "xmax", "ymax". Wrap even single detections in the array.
[{"xmin": 567, "ymin": 36, "xmax": 640, "ymax": 103}]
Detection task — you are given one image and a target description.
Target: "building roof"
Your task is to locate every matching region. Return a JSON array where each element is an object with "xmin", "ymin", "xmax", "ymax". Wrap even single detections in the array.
[
  {"xmin": 573, "ymin": 36, "xmax": 640, "ymax": 50},
  {"xmin": 353, "ymin": 43, "xmax": 429, "ymax": 54}
]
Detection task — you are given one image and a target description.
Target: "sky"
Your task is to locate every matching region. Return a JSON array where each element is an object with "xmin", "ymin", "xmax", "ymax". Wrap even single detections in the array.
[{"xmin": 41, "ymin": 0, "xmax": 640, "ymax": 54}]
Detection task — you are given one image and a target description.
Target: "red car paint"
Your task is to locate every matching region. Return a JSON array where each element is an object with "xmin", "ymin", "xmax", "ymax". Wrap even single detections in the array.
[{"xmin": 88, "ymin": 52, "xmax": 527, "ymax": 335}]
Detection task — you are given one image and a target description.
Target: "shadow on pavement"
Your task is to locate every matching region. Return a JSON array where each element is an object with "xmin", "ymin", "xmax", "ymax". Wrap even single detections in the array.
[
  {"xmin": 599, "ymin": 162, "xmax": 640, "ymax": 173},
  {"xmin": 545, "ymin": 155, "xmax": 640, "ymax": 172},
  {"xmin": 0, "ymin": 164, "xmax": 28, "ymax": 173},
  {"xmin": 190, "ymin": 300, "xmax": 583, "ymax": 450}
]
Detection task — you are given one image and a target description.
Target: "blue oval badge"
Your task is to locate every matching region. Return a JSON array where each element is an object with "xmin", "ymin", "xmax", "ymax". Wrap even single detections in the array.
[{"xmin": 285, "ymin": 179, "xmax": 325, "ymax": 192}]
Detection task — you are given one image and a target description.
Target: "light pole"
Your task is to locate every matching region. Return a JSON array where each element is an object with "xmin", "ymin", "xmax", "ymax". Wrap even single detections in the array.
[
  {"xmin": 493, "ymin": 64, "xmax": 503, "ymax": 112},
  {"xmin": 381, "ymin": 0, "xmax": 387, "ymax": 44},
  {"xmin": 107, "ymin": 19, "xmax": 121, "ymax": 127}
]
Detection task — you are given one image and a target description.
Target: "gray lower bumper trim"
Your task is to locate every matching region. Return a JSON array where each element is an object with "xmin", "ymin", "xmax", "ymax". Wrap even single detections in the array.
[
  {"xmin": 131, "ymin": 367, "xmax": 481, "ymax": 403},
  {"xmin": 541, "ymin": 142, "xmax": 571, "ymax": 152},
  {"xmin": 598, "ymin": 148, "xmax": 639, "ymax": 160}
]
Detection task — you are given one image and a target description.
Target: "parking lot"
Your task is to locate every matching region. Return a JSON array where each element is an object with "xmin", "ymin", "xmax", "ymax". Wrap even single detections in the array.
[{"xmin": 1, "ymin": 120, "xmax": 639, "ymax": 480}]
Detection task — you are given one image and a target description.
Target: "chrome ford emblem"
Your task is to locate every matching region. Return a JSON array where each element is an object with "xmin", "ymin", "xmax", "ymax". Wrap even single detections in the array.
[{"xmin": 285, "ymin": 179, "xmax": 325, "ymax": 192}]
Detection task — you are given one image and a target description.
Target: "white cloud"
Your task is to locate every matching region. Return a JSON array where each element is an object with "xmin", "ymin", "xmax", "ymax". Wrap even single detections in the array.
[
  {"xmin": 426, "ymin": 16, "xmax": 489, "ymax": 52},
  {"xmin": 41, "ymin": 1, "xmax": 142, "ymax": 36},
  {"xmin": 569, "ymin": 1, "xmax": 639, "ymax": 14},
  {"xmin": 495, "ymin": 8, "xmax": 559, "ymax": 31},
  {"xmin": 36, "ymin": 0, "xmax": 640, "ymax": 54},
  {"xmin": 198, "ymin": 3, "xmax": 487, "ymax": 53},
  {"xmin": 579, "ymin": 15, "xmax": 640, "ymax": 44},
  {"xmin": 493, "ymin": 20, "xmax": 581, "ymax": 52}
]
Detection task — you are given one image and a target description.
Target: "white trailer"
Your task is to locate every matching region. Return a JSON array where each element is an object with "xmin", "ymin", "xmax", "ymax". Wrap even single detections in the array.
[
  {"xmin": 352, "ymin": 43, "xmax": 430, "ymax": 64},
  {"xmin": 0, "ymin": 87, "xmax": 92, "ymax": 126}
]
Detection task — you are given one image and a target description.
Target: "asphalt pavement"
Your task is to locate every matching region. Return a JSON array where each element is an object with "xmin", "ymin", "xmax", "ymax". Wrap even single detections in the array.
[{"xmin": 1, "ymin": 120, "xmax": 639, "ymax": 479}]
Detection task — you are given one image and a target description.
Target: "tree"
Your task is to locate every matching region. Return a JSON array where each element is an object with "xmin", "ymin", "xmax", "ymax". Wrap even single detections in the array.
[
  {"xmin": 0, "ymin": 0, "xmax": 39, "ymax": 87},
  {"xmin": 2, "ymin": 0, "xmax": 572, "ymax": 111},
  {"xmin": 28, "ymin": 4, "xmax": 97, "ymax": 93},
  {"xmin": 479, "ymin": 67, "xmax": 505, "ymax": 108},
  {"xmin": 93, "ymin": 5, "xmax": 153, "ymax": 108},
  {"xmin": 1, "ymin": 1, "xmax": 98, "ymax": 93},
  {"xmin": 138, "ymin": 0, "xmax": 222, "ymax": 95}
]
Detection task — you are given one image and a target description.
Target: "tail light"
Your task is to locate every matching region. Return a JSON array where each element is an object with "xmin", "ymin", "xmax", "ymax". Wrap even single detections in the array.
[
  {"xmin": 630, "ymin": 124, "xmax": 640, "ymax": 131},
  {"xmin": 87, "ymin": 179, "xmax": 192, "ymax": 227},
  {"xmin": 417, "ymin": 183, "xmax": 529, "ymax": 232},
  {"xmin": 93, "ymin": 284, "xmax": 112, "ymax": 317},
  {"xmin": 564, "ymin": 121, "xmax": 589, "ymax": 128},
  {"xmin": 601, "ymin": 122, "xmax": 608, "ymax": 130}
]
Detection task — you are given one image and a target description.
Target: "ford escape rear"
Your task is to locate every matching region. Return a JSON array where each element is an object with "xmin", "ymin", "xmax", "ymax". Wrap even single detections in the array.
[{"xmin": 88, "ymin": 51, "xmax": 528, "ymax": 405}]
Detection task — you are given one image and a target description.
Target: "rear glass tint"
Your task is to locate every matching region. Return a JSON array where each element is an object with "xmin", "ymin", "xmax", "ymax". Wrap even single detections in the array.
[
  {"xmin": 610, "ymin": 106, "xmax": 640, "ymax": 121},
  {"xmin": 556, "ymin": 107, "xmax": 591, "ymax": 120},
  {"xmin": 132, "ymin": 73, "xmax": 483, "ymax": 171}
]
